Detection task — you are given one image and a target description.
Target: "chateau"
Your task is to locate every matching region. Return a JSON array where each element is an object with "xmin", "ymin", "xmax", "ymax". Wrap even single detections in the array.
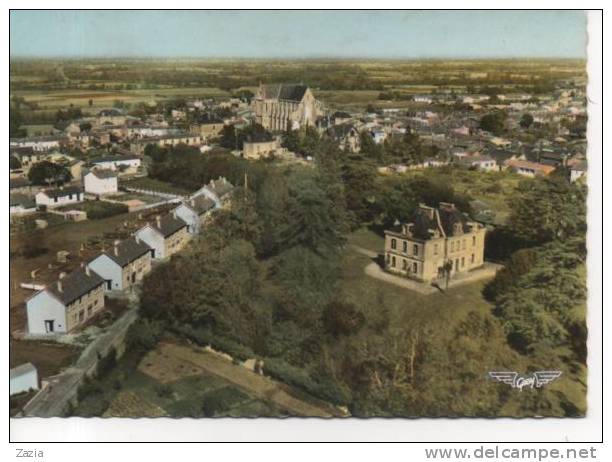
[
  {"xmin": 252, "ymin": 83, "xmax": 324, "ymax": 132},
  {"xmin": 384, "ymin": 203, "xmax": 486, "ymax": 282}
]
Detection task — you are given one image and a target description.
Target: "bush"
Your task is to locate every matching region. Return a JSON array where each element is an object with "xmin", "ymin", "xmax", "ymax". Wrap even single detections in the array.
[
  {"xmin": 171, "ymin": 324, "xmax": 255, "ymax": 361},
  {"xmin": 96, "ymin": 347, "xmax": 117, "ymax": 378},
  {"xmin": 201, "ymin": 387, "xmax": 250, "ymax": 417},
  {"xmin": 262, "ymin": 358, "xmax": 350, "ymax": 406},
  {"xmin": 82, "ymin": 201, "xmax": 128, "ymax": 219},
  {"xmin": 126, "ymin": 318, "xmax": 165, "ymax": 353}
]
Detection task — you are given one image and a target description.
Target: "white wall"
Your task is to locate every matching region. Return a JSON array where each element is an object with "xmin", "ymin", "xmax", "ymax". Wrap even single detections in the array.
[
  {"xmin": 26, "ymin": 291, "xmax": 68, "ymax": 335},
  {"xmin": 35, "ymin": 191, "xmax": 83, "ymax": 208},
  {"xmin": 135, "ymin": 226, "xmax": 166, "ymax": 259},
  {"xmin": 174, "ymin": 204, "xmax": 199, "ymax": 234},
  {"xmin": 84, "ymin": 174, "xmax": 118, "ymax": 195},
  {"xmin": 88, "ymin": 255, "xmax": 123, "ymax": 291}
]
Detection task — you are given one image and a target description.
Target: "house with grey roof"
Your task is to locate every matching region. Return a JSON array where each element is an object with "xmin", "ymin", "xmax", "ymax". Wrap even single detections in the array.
[
  {"xmin": 191, "ymin": 177, "xmax": 234, "ymax": 208},
  {"xmin": 10, "ymin": 194, "xmax": 37, "ymax": 216},
  {"xmin": 173, "ymin": 195, "xmax": 216, "ymax": 234},
  {"xmin": 134, "ymin": 212, "xmax": 190, "ymax": 260},
  {"xmin": 87, "ymin": 237, "xmax": 153, "ymax": 291},
  {"xmin": 26, "ymin": 265, "xmax": 106, "ymax": 335},
  {"xmin": 35, "ymin": 186, "xmax": 83, "ymax": 208}
]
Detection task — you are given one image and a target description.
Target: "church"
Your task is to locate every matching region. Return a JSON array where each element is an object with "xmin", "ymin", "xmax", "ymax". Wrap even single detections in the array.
[{"xmin": 252, "ymin": 83, "xmax": 324, "ymax": 132}]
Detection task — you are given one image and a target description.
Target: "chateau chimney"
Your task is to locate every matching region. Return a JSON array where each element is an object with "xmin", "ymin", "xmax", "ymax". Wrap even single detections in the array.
[
  {"xmin": 190, "ymin": 198, "xmax": 195, "ymax": 207},
  {"xmin": 59, "ymin": 272, "xmax": 66, "ymax": 280},
  {"xmin": 135, "ymin": 235, "xmax": 140, "ymax": 244},
  {"xmin": 57, "ymin": 280, "xmax": 63, "ymax": 293},
  {"xmin": 85, "ymin": 265, "xmax": 91, "ymax": 276},
  {"xmin": 114, "ymin": 240, "xmax": 120, "ymax": 256},
  {"xmin": 156, "ymin": 215, "xmax": 161, "ymax": 228},
  {"xmin": 172, "ymin": 210, "xmax": 177, "ymax": 219}
]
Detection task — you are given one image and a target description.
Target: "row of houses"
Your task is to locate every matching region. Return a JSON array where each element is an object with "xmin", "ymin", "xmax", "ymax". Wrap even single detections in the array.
[{"xmin": 24, "ymin": 177, "xmax": 234, "ymax": 335}]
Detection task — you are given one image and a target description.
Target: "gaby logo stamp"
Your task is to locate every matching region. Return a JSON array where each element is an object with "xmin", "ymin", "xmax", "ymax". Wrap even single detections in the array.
[{"xmin": 488, "ymin": 371, "xmax": 563, "ymax": 391}]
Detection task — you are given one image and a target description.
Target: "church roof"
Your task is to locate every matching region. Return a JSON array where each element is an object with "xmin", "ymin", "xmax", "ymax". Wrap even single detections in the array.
[{"xmin": 261, "ymin": 84, "xmax": 308, "ymax": 102}]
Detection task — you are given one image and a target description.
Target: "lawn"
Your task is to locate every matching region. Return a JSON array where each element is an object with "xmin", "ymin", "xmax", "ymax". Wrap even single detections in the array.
[
  {"xmin": 10, "ymin": 339, "xmax": 82, "ymax": 380},
  {"xmin": 344, "ymin": 228, "xmax": 495, "ymax": 329},
  {"xmin": 73, "ymin": 341, "xmax": 286, "ymax": 418},
  {"xmin": 57, "ymin": 200, "xmax": 128, "ymax": 219}
]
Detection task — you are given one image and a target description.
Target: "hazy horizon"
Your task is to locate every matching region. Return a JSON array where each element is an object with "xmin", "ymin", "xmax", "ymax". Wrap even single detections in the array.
[{"xmin": 10, "ymin": 11, "xmax": 587, "ymax": 60}]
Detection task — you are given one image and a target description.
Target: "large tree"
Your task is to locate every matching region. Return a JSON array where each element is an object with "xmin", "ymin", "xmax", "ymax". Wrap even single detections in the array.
[{"xmin": 27, "ymin": 161, "xmax": 72, "ymax": 186}]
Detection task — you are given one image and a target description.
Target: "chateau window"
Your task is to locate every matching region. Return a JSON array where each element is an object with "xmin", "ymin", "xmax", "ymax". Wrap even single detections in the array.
[
  {"xmin": 412, "ymin": 262, "xmax": 418, "ymax": 273},
  {"xmin": 450, "ymin": 241, "xmax": 454, "ymax": 252},
  {"xmin": 472, "ymin": 236, "xmax": 476, "ymax": 247},
  {"xmin": 391, "ymin": 256, "xmax": 396, "ymax": 267},
  {"xmin": 434, "ymin": 243, "xmax": 438, "ymax": 255},
  {"xmin": 462, "ymin": 239, "xmax": 466, "ymax": 250},
  {"xmin": 471, "ymin": 254, "xmax": 475, "ymax": 263},
  {"xmin": 403, "ymin": 241, "xmax": 407, "ymax": 253},
  {"xmin": 461, "ymin": 257, "xmax": 465, "ymax": 268},
  {"xmin": 391, "ymin": 239, "xmax": 397, "ymax": 250},
  {"xmin": 413, "ymin": 244, "xmax": 418, "ymax": 256},
  {"xmin": 402, "ymin": 259, "xmax": 407, "ymax": 270}
]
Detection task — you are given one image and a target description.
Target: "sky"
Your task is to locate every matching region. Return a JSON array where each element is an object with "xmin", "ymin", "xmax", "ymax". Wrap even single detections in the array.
[{"xmin": 10, "ymin": 10, "xmax": 587, "ymax": 59}]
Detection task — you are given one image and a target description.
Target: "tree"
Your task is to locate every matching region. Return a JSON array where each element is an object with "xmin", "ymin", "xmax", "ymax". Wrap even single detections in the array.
[
  {"xmin": 9, "ymin": 156, "xmax": 21, "ymax": 170},
  {"xmin": 323, "ymin": 300, "xmax": 365, "ymax": 337},
  {"xmin": 10, "ymin": 107, "xmax": 27, "ymax": 138},
  {"xmin": 27, "ymin": 161, "xmax": 72, "ymax": 186},
  {"xmin": 479, "ymin": 111, "xmax": 508, "ymax": 135},
  {"xmin": 519, "ymin": 113, "xmax": 534, "ymax": 129}
]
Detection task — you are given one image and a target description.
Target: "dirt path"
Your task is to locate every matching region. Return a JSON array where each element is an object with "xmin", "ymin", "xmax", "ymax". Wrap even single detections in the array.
[{"xmin": 159, "ymin": 342, "xmax": 345, "ymax": 418}]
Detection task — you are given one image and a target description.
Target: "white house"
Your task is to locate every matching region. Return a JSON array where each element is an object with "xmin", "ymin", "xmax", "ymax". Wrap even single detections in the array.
[
  {"xmin": 88, "ymin": 237, "xmax": 152, "ymax": 291},
  {"xmin": 10, "ymin": 363, "xmax": 39, "ymax": 396},
  {"xmin": 26, "ymin": 266, "xmax": 105, "ymax": 335},
  {"xmin": 134, "ymin": 213, "xmax": 190, "ymax": 260},
  {"xmin": 570, "ymin": 161, "xmax": 587, "ymax": 183},
  {"xmin": 89, "ymin": 155, "xmax": 141, "ymax": 173},
  {"xmin": 84, "ymin": 170, "xmax": 119, "ymax": 196},
  {"xmin": 173, "ymin": 195, "xmax": 216, "ymax": 234},
  {"xmin": 35, "ymin": 186, "xmax": 83, "ymax": 208},
  {"xmin": 10, "ymin": 135, "xmax": 64, "ymax": 152},
  {"xmin": 191, "ymin": 177, "xmax": 234, "ymax": 208}
]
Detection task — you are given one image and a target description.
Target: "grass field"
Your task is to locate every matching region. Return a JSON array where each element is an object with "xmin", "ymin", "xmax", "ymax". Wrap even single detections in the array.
[
  {"xmin": 120, "ymin": 177, "xmax": 191, "ymax": 195},
  {"xmin": 74, "ymin": 340, "xmax": 287, "ymax": 418}
]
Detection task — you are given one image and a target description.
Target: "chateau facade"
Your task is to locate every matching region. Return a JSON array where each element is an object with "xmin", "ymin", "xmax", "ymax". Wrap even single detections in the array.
[
  {"xmin": 253, "ymin": 83, "xmax": 324, "ymax": 132},
  {"xmin": 384, "ymin": 203, "xmax": 486, "ymax": 282}
]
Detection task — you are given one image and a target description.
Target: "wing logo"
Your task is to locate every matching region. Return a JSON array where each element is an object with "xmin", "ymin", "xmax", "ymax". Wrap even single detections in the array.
[{"xmin": 488, "ymin": 371, "xmax": 562, "ymax": 391}]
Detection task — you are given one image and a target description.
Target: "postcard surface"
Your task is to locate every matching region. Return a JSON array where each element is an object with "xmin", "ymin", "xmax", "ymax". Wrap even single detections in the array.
[{"xmin": 9, "ymin": 10, "xmax": 590, "ymax": 423}]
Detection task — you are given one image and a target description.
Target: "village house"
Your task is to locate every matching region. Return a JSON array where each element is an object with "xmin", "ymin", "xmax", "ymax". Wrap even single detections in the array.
[
  {"xmin": 131, "ymin": 133, "xmax": 203, "ymax": 154},
  {"xmin": 504, "ymin": 158, "xmax": 556, "ymax": 177},
  {"xmin": 384, "ymin": 203, "xmax": 486, "ymax": 283},
  {"xmin": 326, "ymin": 124, "xmax": 361, "ymax": 153},
  {"xmin": 189, "ymin": 116, "xmax": 225, "ymax": 139},
  {"xmin": 9, "ymin": 177, "xmax": 33, "ymax": 194},
  {"xmin": 253, "ymin": 83, "xmax": 324, "ymax": 131},
  {"xmin": 83, "ymin": 170, "xmax": 119, "ymax": 196},
  {"xmin": 10, "ymin": 135, "xmax": 64, "ymax": 152},
  {"xmin": 35, "ymin": 186, "xmax": 83, "ymax": 208},
  {"xmin": 88, "ymin": 155, "xmax": 141, "ymax": 174},
  {"xmin": 456, "ymin": 154, "xmax": 498, "ymax": 171},
  {"xmin": 332, "ymin": 111, "xmax": 352, "ymax": 125},
  {"xmin": 134, "ymin": 213, "xmax": 190, "ymax": 260},
  {"xmin": 88, "ymin": 237, "xmax": 153, "ymax": 291},
  {"xmin": 173, "ymin": 195, "xmax": 216, "ymax": 234},
  {"xmin": 192, "ymin": 177, "xmax": 235, "ymax": 208},
  {"xmin": 570, "ymin": 160, "xmax": 587, "ymax": 183},
  {"xmin": 243, "ymin": 138, "xmax": 281, "ymax": 159},
  {"xmin": 26, "ymin": 266, "xmax": 106, "ymax": 335},
  {"xmin": 10, "ymin": 363, "xmax": 39, "ymax": 396}
]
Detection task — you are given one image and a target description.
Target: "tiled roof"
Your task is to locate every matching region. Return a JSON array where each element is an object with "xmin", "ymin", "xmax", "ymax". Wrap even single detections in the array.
[
  {"xmin": 10, "ymin": 193, "xmax": 36, "ymax": 208},
  {"xmin": 90, "ymin": 169, "xmax": 118, "ymax": 179},
  {"xmin": 97, "ymin": 237, "xmax": 152, "ymax": 267},
  {"xmin": 10, "ymin": 362, "xmax": 37, "ymax": 379},
  {"xmin": 46, "ymin": 267, "xmax": 105, "ymax": 306},
  {"xmin": 149, "ymin": 214, "xmax": 188, "ymax": 238},
  {"xmin": 185, "ymin": 196, "xmax": 215, "ymax": 215},
  {"xmin": 208, "ymin": 178, "xmax": 234, "ymax": 199}
]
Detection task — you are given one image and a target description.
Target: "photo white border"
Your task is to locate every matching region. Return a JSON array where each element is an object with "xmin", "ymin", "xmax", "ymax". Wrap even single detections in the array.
[{"xmin": 2, "ymin": 1, "xmax": 605, "ymax": 450}]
